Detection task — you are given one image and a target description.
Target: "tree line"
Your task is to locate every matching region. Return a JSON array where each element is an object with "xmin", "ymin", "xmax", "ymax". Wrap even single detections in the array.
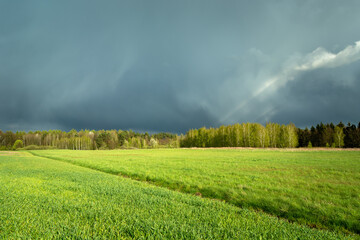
[
  {"xmin": 1, "ymin": 122, "xmax": 359, "ymax": 150},
  {"xmin": 180, "ymin": 122, "xmax": 360, "ymax": 148},
  {"xmin": 0, "ymin": 129, "xmax": 179, "ymax": 150},
  {"xmin": 180, "ymin": 123, "xmax": 298, "ymax": 148},
  {"xmin": 297, "ymin": 122, "xmax": 360, "ymax": 148}
]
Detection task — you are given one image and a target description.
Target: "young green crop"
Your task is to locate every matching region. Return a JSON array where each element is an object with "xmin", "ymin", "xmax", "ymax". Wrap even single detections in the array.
[
  {"xmin": 30, "ymin": 148, "xmax": 360, "ymax": 235},
  {"xmin": 0, "ymin": 151, "xmax": 352, "ymax": 239}
]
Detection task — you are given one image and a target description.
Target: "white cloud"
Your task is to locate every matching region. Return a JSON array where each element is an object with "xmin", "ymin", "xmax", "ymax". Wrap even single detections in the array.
[{"xmin": 296, "ymin": 41, "xmax": 360, "ymax": 70}]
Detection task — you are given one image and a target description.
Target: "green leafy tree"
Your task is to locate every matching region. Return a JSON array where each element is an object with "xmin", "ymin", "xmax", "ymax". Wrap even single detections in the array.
[
  {"xmin": 149, "ymin": 138, "xmax": 158, "ymax": 148},
  {"xmin": 266, "ymin": 123, "xmax": 280, "ymax": 148},
  {"xmin": 12, "ymin": 140, "xmax": 24, "ymax": 150},
  {"xmin": 286, "ymin": 123, "xmax": 298, "ymax": 148},
  {"xmin": 334, "ymin": 126, "xmax": 345, "ymax": 148}
]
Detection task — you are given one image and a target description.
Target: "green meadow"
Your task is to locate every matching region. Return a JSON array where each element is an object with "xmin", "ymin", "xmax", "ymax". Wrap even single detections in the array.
[
  {"xmin": 29, "ymin": 148, "xmax": 360, "ymax": 236},
  {"xmin": 1, "ymin": 151, "xmax": 353, "ymax": 239}
]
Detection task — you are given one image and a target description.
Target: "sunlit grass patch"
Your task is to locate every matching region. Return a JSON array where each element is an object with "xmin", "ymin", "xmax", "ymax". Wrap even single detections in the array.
[
  {"xmin": 31, "ymin": 148, "xmax": 360, "ymax": 235},
  {"xmin": 1, "ymin": 153, "xmax": 354, "ymax": 238}
]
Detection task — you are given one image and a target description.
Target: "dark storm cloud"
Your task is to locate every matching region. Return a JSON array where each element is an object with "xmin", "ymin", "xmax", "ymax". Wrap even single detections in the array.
[
  {"xmin": 1, "ymin": 0, "xmax": 360, "ymax": 132},
  {"xmin": 269, "ymin": 63, "xmax": 360, "ymax": 127},
  {"xmin": 48, "ymin": 68, "xmax": 218, "ymax": 133}
]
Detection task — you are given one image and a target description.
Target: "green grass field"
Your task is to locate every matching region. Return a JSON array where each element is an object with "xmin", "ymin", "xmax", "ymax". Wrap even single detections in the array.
[
  {"xmin": 0, "ymin": 151, "xmax": 352, "ymax": 239},
  {"xmin": 29, "ymin": 148, "xmax": 360, "ymax": 235}
]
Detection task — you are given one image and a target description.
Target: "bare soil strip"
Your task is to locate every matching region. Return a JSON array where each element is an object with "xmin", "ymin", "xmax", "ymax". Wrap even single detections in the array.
[{"xmin": 0, "ymin": 151, "xmax": 21, "ymax": 156}]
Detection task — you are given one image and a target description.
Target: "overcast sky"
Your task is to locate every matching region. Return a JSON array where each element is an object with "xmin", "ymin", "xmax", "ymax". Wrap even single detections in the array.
[{"xmin": 1, "ymin": 0, "xmax": 360, "ymax": 133}]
